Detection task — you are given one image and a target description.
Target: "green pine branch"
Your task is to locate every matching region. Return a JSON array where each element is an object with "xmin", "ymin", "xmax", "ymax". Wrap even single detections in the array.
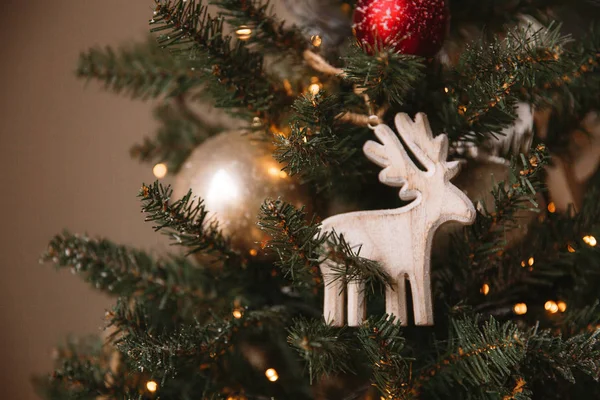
[
  {"xmin": 110, "ymin": 298, "xmax": 283, "ymax": 379},
  {"xmin": 211, "ymin": 0, "xmax": 309, "ymax": 56},
  {"xmin": 524, "ymin": 324, "xmax": 600, "ymax": 384},
  {"xmin": 258, "ymin": 198, "xmax": 325, "ymax": 289},
  {"xmin": 41, "ymin": 232, "xmax": 211, "ymax": 310},
  {"xmin": 441, "ymin": 22, "xmax": 572, "ymax": 141},
  {"xmin": 139, "ymin": 182, "xmax": 240, "ymax": 262},
  {"xmin": 539, "ymin": 24, "xmax": 600, "ymax": 151},
  {"xmin": 77, "ymin": 38, "xmax": 202, "ymax": 100},
  {"xmin": 415, "ymin": 316, "xmax": 525, "ymax": 397},
  {"xmin": 287, "ymin": 317, "xmax": 353, "ymax": 383},
  {"xmin": 478, "ymin": 166, "xmax": 600, "ymax": 314},
  {"xmin": 151, "ymin": 0, "xmax": 291, "ymax": 123},
  {"xmin": 342, "ymin": 45, "xmax": 425, "ymax": 106},
  {"xmin": 358, "ymin": 315, "xmax": 411, "ymax": 400},
  {"xmin": 33, "ymin": 337, "xmax": 134, "ymax": 400},
  {"xmin": 436, "ymin": 144, "xmax": 549, "ymax": 306},
  {"xmin": 477, "ymin": 145, "xmax": 549, "ymax": 243},
  {"xmin": 273, "ymin": 92, "xmax": 371, "ymax": 189},
  {"xmin": 560, "ymin": 302, "xmax": 600, "ymax": 336}
]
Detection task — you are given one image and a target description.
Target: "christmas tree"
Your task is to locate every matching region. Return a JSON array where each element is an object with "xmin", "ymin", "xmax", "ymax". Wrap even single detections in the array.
[{"xmin": 36, "ymin": 1, "xmax": 600, "ymax": 399}]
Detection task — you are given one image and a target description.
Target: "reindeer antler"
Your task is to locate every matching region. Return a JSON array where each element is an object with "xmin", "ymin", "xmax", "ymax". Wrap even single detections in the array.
[
  {"xmin": 363, "ymin": 113, "xmax": 461, "ymax": 200},
  {"xmin": 394, "ymin": 113, "xmax": 447, "ymax": 169}
]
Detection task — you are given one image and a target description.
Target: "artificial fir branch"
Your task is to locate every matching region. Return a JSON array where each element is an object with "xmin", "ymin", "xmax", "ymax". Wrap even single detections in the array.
[
  {"xmin": 475, "ymin": 166, "xmax": 600, "ymax": 313},
  {"xmin": 560, "ymin": 301, "xmax": 600, "ymax": 336},
  {"xmin": 33, "ymin": 337, "xmax": 134, "ymax": 400},
  {"xmin": 109, "ymin": 298, "xmax": 284, "ymax": 381},
  {"xmin": 291, "ymin": 92, "xmax": 344, "ymax": 129},
  {"xmin": 342, "ymin": 45, "xmax": 425, "ymax": 106},
  {"xmin": 539, "ymin": 24, "xmax": 600, "ymax": 150},
  {"xmin": 139, "ymin": 182, "xmax": 240, "ymax": 262},
  {"xmin": 273, "ymin": 92, "xmax": 371, "ymax": 188},
  {"xmin": 504, "ymin": 168, "xmax": 600, "ymax": 307},
  {"xmin": 212, "ymin": 0, "xmax": 309, "ymax": 56},
  {"xmin": 151, "ymin": 0, "xmax": 291, "ymax": 123},
  {"xmin": 41, "ymin": 231, "xmax": 210, "ymax": 308},
  {"xmin": 258, "ymin": 198, "xmax": 325, "ymax": 289},
  {"xmin": 77, "ymin": 38, "xmax": 203, "ymax": 100},
  {"xmin": 478, "ymin": 144, "xmax": 549, "ymax": 239},
  {"xmin": 130, "ymin": 99, "xmax": 223, "ymax": 173},
  {"xmin": 274, "ymin": 122, "xmax": 356, "ymax": 180},
  {"xmin": 436, "ymin": 145, "xmax": 549, "ymax": 306},
  {"xmin": 415, "ymin": 317, "xmax": 525, "ymax": 397},
  {"xmin": 287, "ymin": 317, "xmax": 353, "ymax": 383},
  {"xmin": 358, "ymin": 315, "xmax": 411, "ymax": 400},
  {"xmin": 523, "ymin": 324, "xmax": 600, "ymax": 384},
  {"xmin": 441, "ymin": 23, "xmax": 571, "ymax": 141}
]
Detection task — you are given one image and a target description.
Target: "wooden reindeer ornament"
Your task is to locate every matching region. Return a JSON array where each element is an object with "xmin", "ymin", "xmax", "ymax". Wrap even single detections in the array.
[{"xmin": 320, "ymin": 113, "xmax": 476, "ymax": 326}]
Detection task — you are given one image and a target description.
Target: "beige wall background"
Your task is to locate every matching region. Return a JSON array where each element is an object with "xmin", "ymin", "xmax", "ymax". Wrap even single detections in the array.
[
  {"xmin": 0, "ymin": 1, "xmax": 163, "ymax": 398},
  {"xmin": 0, "ymin": 2, "xmax": 298, "ymax": 398}
]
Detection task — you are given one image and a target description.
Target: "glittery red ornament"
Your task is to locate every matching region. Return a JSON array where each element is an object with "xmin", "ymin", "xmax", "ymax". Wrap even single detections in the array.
[{"xmin": 353, "ymin": 0, "xmax": 449, "ymax": 57}]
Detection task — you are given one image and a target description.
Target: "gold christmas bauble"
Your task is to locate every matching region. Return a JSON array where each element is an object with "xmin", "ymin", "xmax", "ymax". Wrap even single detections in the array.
[{"xmin": 173, "ymin": 130, "xmax": 310, "ymax": 256}]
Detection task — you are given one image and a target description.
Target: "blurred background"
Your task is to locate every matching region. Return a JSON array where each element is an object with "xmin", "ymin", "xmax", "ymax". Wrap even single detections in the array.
[
  {"xmin": 0, "ymin": 2, "xmax": 299, "ymax": 398},
  {"xmin": 0, "ymin": 1, "xmax": 162, "ymax": 398},
  {"xmin": 1, "ymin": 1, "xmax": 597, "ymax": 399}
]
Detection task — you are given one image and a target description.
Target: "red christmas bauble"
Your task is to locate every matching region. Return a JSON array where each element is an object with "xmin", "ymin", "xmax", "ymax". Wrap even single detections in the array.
[{"xmin": 353, "ymin": 0, "xmax": 449, "ymax": 57}]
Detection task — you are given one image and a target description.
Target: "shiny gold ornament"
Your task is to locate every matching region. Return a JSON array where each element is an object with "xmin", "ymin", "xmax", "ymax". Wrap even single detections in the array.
[{"xmin": 173, "ymin": 131, "xmax": 310, "ymax": 254}]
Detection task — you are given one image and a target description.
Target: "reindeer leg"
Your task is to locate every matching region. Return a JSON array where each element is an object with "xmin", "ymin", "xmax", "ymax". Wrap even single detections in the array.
[
  {"xmin": 347, "ymin": 280, "xmax": 366, "ymax": 326},
  {"xmin": 409, "ymin": 272, "xmax": 434, "ymax": 326},
  {"xmin": 385, "ymin": 275, "xmax": 408, "ymax": 326},
  {"xmin": 322, "ymin": 261, "xmax": 345, "ymax": 326}
]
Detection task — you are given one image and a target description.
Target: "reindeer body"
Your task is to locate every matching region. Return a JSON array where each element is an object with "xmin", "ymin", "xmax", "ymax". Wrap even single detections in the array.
[{"xmin": 320, "ymin": 113, "xmax": 475, "ymax": 326}]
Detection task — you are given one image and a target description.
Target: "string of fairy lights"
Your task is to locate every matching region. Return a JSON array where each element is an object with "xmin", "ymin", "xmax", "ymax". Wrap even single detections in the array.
[
  {"xmin": 477, "ymin": 201, "xmax": 597, "ymax": 316},
  {"xmin": 138, "ymin": 20, "xmax": 600, "ymax": 398}
]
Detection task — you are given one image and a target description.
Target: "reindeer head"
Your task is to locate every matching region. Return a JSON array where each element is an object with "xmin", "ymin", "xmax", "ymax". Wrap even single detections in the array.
[{"xmin": 363, "ymin": 113, "xmax": 476, "ymax": 226}]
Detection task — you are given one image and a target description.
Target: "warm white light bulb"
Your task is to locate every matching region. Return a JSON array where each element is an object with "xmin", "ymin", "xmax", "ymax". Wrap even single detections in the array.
[
  {"xmin": 265, "ymin": 368, "xmax": 279, "ymax": 382},
  {"xmin": 513, "ymin": 303, "xmax": 527, "ymax": 315},
  {"xmin": 583, "ymin": 235, "xmax": 597, "ymax": 247},
  {"xmin": 481, "ymin": 283, "xmax": 490, "ymax": 295},
  {"xmin": 235, "ymin": 26, "xmax": 252, "ymax": 40},
  {"xmin": 545, "ymin": 300, "xmax": 559, "ymax": 314},
  {"xmin": 146, "ymin": 381, "xmax": 158, "ymax": 392},
  {"xmin": 308, "ymin": 83, "xmax": 321, "ymax": 95},
  {"xmin": 153, "ymin": 163, "xmax": 168, "ymax": 179}
]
